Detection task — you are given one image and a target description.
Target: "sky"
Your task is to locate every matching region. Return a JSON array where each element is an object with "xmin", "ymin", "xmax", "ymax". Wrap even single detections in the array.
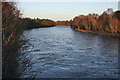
[
  {"xmin": 7, "ymin": 0, "xmax": 120, "ymax": 2},
  {"xmin": 17, "ymin": 1, "xmax": 119, "ymax": 21}
]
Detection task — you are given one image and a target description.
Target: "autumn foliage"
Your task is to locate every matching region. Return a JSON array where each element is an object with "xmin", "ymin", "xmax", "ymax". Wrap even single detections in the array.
[
  {"xmin": 71, "ymin": 9, "xmax": 120, "ymax": 35},
  {"xmin": 2, "ymin": 1, "xmax": 24, "ymax": 78},
  {"xmin": 2, "ymin": 2, "xmax": 23, "ymax": 47}
]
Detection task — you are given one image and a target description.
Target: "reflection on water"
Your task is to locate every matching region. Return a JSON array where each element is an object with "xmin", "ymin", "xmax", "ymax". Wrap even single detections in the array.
[{"xmin": 17, "ymin": 26, "xmax": 118, "ymax": 78}]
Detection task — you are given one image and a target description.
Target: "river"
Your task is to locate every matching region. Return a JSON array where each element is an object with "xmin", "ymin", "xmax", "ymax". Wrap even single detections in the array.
[{"xmin": 17, "ymin": 26, "xmax": 118, "ymax": 78}]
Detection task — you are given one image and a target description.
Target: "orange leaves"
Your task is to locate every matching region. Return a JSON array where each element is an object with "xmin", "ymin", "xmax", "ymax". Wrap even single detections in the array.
[
  {"xmin": 3, "ymin": 31, "xmax": 16, "ymax": 47},
  {"xmin": 72, "ymin": 9, "xmax": 120, "ymax": 34}
]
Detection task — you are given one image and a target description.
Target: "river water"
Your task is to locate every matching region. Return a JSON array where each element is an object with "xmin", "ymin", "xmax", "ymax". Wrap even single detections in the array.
[{"xmin": 17, "ymin": 26, "xmax": 118, "ymax": 78}]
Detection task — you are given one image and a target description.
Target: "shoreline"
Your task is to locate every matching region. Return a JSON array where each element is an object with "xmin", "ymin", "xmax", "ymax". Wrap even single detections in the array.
[{"xmin": 74, "ymin": 28, "xmax": 120, "ymax": 39}]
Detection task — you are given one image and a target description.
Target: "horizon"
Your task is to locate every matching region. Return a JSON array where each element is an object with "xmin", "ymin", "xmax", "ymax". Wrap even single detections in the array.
[{"xmin": 19, "ymin": 2, "xmax": 118, "ymax": 21}]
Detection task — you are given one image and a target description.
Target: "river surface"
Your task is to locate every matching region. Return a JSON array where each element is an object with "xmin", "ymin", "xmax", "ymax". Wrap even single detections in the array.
[{"xmin": 17, "ymin": 26, "xmax": 118, "ymax": 78}]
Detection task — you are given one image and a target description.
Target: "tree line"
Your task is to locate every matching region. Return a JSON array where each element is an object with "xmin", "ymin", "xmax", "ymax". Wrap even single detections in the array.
[{"xmin": 71, "ymin": 8, "xmax": 120, "ymax": 35}]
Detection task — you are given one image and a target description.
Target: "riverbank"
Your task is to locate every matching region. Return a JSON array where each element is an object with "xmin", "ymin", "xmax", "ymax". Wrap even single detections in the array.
[
  {"xmin": 71, "ymin": 9, "xmax": 120, "ymax": 38},
  {"xmin": 22, "ymin": 18, "xmax": 56, "ymax": 29},
  {"xmin": 2, "ymin": 37, "xmax": 21, "ymax": 78},
  {"xmin": 74, "ymin": 28, "xmax": 120, "ymax": 39}
]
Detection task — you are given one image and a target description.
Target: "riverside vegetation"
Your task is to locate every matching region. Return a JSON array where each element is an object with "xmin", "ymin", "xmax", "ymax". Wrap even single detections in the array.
[
  {"xmin": 2, "ymin": 2, "xmax": 56, "ymax": 78},
  {"xmin": 2, "ymin": 1, "xmax": 120, "ymax": 78},
  {"xmin": 71, "ymin": 9, "xmax": 120, "ymax": 38}
]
